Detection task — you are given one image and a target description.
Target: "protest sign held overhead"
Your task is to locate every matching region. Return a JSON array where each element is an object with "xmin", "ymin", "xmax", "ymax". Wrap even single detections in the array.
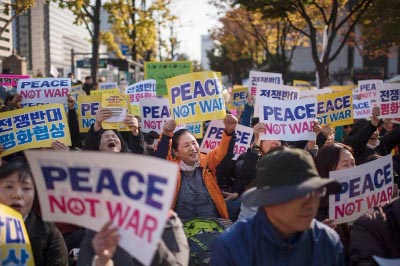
[
  {"xmin": 0, "ymin": 74, "xmax": 30, "ymax": 87},
  {"xmin": 317, "ymin": 90, "xmax": 353, "ymax": 127},
  {"xmin": 200, "ymin": 120, "xmax": 253, "ymax": 160},
  {"xmin": 99, "ymin": 82, "xmax": 118, "ymax": 90},
  {"xmin": 0, "ymin": 204, "xmax": 35, "ymax": 266},
  {"xmin": 17, "ymin": 78, "xmax": 71, "ymax": 107},
  {"xmin": 101, "ymin": 93, "xmax": 130, "ymax": 131},
  {"xmin": 167, "ymin": 71, "xmax": 226, "ymax": 124},
  {"xmin": 258, "ymin": 97, "xmax": 317, "ymax": 141},
  {"xmin": 293, "ymin": 80, "xmax": 311, "ymax": 90},
  {"xmin": 77, "ymin": 95, "xmax": 101, "ymax": 133},
  {"xmin": 248, "ymin": 71, "xmax": 282, "ymax": 97},
  {"xmin": 376, "ymin": 83, "xmax": 400, "ymax": 119},
  {"xmin": 254, "ymin": 83, "xmax": 299, "ymax": 117},
  {"xmin": 91, "ymin": 89, "xmax": 120, "ymax": 96},
  {"xmin": 353, "ymin": 99, "xmax": 373, "ymax": 119},
  {"xmin": 231, "ymin": 85, "xmax": 248, "ymax": 109},
  {"xmin": 126, "ymin": 79, "xmax": 157, "ymax": 116},
  {"xmin": 25, "ymin": 150, "xmax": 179, "ymax": 266},
  {"xmin": 145, "ymin": 61, "xmax": 192, "ymax": 96},
  {"xmin": 329, "ymin": 154, "xmax": 393, "ymax": 224},
  {"xmin": 353, "ymin": 79, "xmax": 382, "ymax": 100},
  {"xmin": 0, "ymin": 104, "xmax": 71, "ymax": 156},
  {"xmin": 140, "ymin": 98, "xmax": 171, "ymax": 134}
]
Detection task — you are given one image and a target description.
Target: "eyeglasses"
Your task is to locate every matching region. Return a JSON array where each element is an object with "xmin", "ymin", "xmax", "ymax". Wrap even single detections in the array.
[{"xmin": 302, "ymin": 187, "xmax": 327, "ymax": 200}]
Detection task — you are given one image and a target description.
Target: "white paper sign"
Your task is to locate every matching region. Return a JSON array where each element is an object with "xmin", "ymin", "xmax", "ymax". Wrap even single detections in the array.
[
  {"xmin": 329, "ymin": 154, "xmax": 393, "ymax": 224},
  {"xmin": 258, "ymin": 97, "xmax": 317, "ymax": 141},
  {"xmin": 200, "ymin": 120, "xmax": 253, "ymax": 160}
]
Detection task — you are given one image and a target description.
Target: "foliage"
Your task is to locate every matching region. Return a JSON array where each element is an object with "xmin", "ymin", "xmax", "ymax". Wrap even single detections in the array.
[
  {"xmin": 235, "ymin": 0, "xmax": 374, "ymax": 87},
  {"xmin": 0, "ymin": 0, "xmax": 36, "ymax": 37},
  {"xmin": 357, "ymin": 0, "xmax": 400, "ymax": 58}
]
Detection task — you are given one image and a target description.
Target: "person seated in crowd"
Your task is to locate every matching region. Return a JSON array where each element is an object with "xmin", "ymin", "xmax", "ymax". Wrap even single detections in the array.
[
  {"xmin": 314, "ymin": 143, "xmax": 356, "ymax": 261},
  {"xmin": 79, "ymin": 211, "xmax": 189, "ymax": 266},
  {"xmin": 0, "ymin": 158, "xmax": 69, "ymax": 265},
  {"xmin": 212, "ymin": 147, "xmax": 344, "ymax": 265},
  {"xmin": 153, "ymin": 114, "xmax": 238, "ymax": 221},
  {"xmin": 350, "ymin": 197, "xmax": 400, "ymax": 265},
  {"xmin": 344, "ymin": 106, "xmax": 400, "ymax": 165},
  {"xmin": 83, "ymin": 107, "xmax": 143, "ymax": 154}
]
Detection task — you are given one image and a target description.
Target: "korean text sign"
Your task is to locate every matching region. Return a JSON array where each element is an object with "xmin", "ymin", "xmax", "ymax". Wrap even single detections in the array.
[
  {"xmin": 200, "ymin": 120, "xmax": 253, "ymax": 160},
  {"xmin": 145, "ymin": 61, "xmax": 192, "ymax": 96},
  {"xmin": 248, "ymin": 70, "xmax": 282, "ymax": 97},
  {"xmin": 254, "ymin": 83, "xmax": 299, "ymax": 117},
  {"xmin": 258, "ymin": 97, "xmax": 317, "ymax": 141},
  {"xmin": 0, "ymin": 204, "xmax": 35, "ymax": 266},
  {"xmin": 329, "ymin": 154, "xmax": 393, "ymax": 224},
  {"xmin": 25, "ymin": 150, "xmax": 179, "ymax": 266},
  {"xmin": 376, "ymin": 83, "xmax": 400, "ymax": 119},
  {"xmin": 0, "ymin": 104, "xmax": 71, "ymax": 156},
  {"xmin": 17, "ymin": 78, "xmax": 71, "ymax": 107},
  {"xmin": 166, "ymin": 71, "xmax": 226, "ymax": 124}
]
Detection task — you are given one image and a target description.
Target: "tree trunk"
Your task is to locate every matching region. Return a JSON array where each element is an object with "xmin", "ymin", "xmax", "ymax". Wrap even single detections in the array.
[
  {"xmin": 316, "ymin": 63, "xmax": 329, "ymax": 88},
  {"xmin": 91, "ymin": 0, "xmax": 102, "ymax": 85},
  {"xmin": 130, "ymin": 0, "xmax": 137, "ymax": 62}
]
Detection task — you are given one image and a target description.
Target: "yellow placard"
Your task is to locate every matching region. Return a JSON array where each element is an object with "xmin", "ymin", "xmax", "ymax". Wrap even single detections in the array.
[
  {"xmin": 91, "ymin": 89, "xmax": 120, "ymax": 96},
  {"xmin": 186, "ymin": 122, "xmax": 203, "ymax": 139},
  {"xmin": 329, "ymin": 85, "xmax": 356, "ymax": 92},
  {"xmin": 232, "ymin": 85, "xmax": 248, "ymax": 108},
  {"xmin": 101, "ymin": 93, "xmax": 130, "ymax": 131},
  {"xmin": 0, "ymin": 104, "xmax": 71, "ymax": 157},
  {"xmin": 0, "ymin": 204, "xmax": 35, "ymax": 265},
  {"xmin": 77, "ymin": 95, "xmax": 101, "ymax": 133},
  {"xmin": 166, "ymin": 71, "xmax": 226, "ymax": 124},
  {"xmin": 293, "ymin": 80, "xmax": 311, "ymax": 90},
  {"xmin": 317, "ymin": 90, "xmax": 353, "ymax": 127},
  {"xmin": 129, "ymin": 103, "xmax": 141, "ymax": 116}
]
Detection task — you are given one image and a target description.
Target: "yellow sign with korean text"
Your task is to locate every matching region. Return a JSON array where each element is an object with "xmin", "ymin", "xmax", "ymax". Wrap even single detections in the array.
[
  {"xmin": 166, "ymin": 71, "xmax": 226, "ymax": 124},
  {"xmin": 0, "ymin": 204, "xmax": 35, "ymax": 266},
  {"xmin": 91, "ymin": 89, "xmax": 120, "ymax": 96},
  {"xmin": 186, "ymin": 122, "xmax": 203, "ymax": 139},
  {"xmin": 317, "ymin": 90, "xmax": 353, "ymax": 127},
  {"xmin": 0, "ymin": 104, "xmax": 71, "ymax": 157},
  {"xmin": 101, "ymin": 93, "xmax": 130, "ymax": 131}
]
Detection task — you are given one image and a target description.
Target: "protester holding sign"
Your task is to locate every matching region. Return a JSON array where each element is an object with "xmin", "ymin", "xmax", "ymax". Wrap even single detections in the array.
[
  {"xmin": 153, "ymin": 114, "xmax": 238, "ymax": 220},
  {"xmin": 83, "ymin": 107, "xmax": 143, "ymax": 154},
  {"xmin": 212, "ymin": 148, "xmax": 343, "ymax": 265},
  {"xmin": 0, "ymin": 159, "xmax": 68, "ymax": 265},
  {"xmin": 314, "ymin": 143, "xmax": 356, "ymax": 261},
  {"xmin": 350, "ymin": 197, "xmax": 400, "ymax": 265},
  {"xmin": 344, "ymin": 106, "xmax": 400, "ymax": 166}
]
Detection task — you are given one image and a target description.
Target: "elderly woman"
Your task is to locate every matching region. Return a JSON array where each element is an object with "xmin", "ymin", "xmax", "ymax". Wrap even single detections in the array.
[
  {"xmin": 0, "ymin": 159, "xmax": 68, "ymax": 265},
  {"xmin": 153, "ymin": 114, "xmax": 238, "ymax": 220}
]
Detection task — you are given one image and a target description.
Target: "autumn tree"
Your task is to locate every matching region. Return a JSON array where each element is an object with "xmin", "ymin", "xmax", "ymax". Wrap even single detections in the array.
[
  {"xmin": 52, "ymin": 0, "xmax": 102, "ymax": 83},
  {"xmin": 102, "ymin": 0, "xmax": 177, "ymax": 62},
  {"xmin": 356, "ymin": 0, "xmax": 400, "ymax": 59},
  {"xmin": 211, "ymin": 6, "xmax": 306, "ymax": 81},
  {"xmin": 236, "ymin": 0, "xmax": 373, "ymax": 88},
  {"xmin": 0, "ymin": 0, "xmax": 35, "ymax": 37}
]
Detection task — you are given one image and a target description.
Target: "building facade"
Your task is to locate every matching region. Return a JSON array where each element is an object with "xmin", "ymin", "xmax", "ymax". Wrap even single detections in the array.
[
  {"xmin": 14, "ymin": 0, "xmax": 91, "ymax": 78},
  {"xmin": 0, "ymin": 0, "xmax": 13, "ymax": 60}
]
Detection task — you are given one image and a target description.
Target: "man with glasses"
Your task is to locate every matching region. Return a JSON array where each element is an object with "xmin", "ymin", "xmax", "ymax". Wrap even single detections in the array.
[{"xmin": 212, "ymin": 147, "xmax": 344, "ymax": 266}]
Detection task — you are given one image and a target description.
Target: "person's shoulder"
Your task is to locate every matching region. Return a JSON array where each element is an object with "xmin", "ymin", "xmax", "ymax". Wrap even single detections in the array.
[
  {"xmin": 312, "ymin": 219, "xmax": 341, "ymax": 244},
  {"xmin": 218, "ymin": 218, "xmax": 254, "ymax": 243}
]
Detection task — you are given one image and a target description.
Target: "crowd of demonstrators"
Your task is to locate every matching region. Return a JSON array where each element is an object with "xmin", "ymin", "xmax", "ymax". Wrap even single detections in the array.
[
  {"xmin": 1, "ymin": 73, "xmax": 400, "ymax": 266},
  {"xmin": 212, "ymin": 148, "xmax": 344, "ymax": 265}
]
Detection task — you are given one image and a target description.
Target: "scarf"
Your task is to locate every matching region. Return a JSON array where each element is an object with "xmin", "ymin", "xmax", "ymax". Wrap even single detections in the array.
[
  {"xmin": 180, "ymin": 160, "xmax": 200, "ymax": 172},
  {"xmin": 367, "ymin": 139, "xmax": 380, "ymax": 150}
]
